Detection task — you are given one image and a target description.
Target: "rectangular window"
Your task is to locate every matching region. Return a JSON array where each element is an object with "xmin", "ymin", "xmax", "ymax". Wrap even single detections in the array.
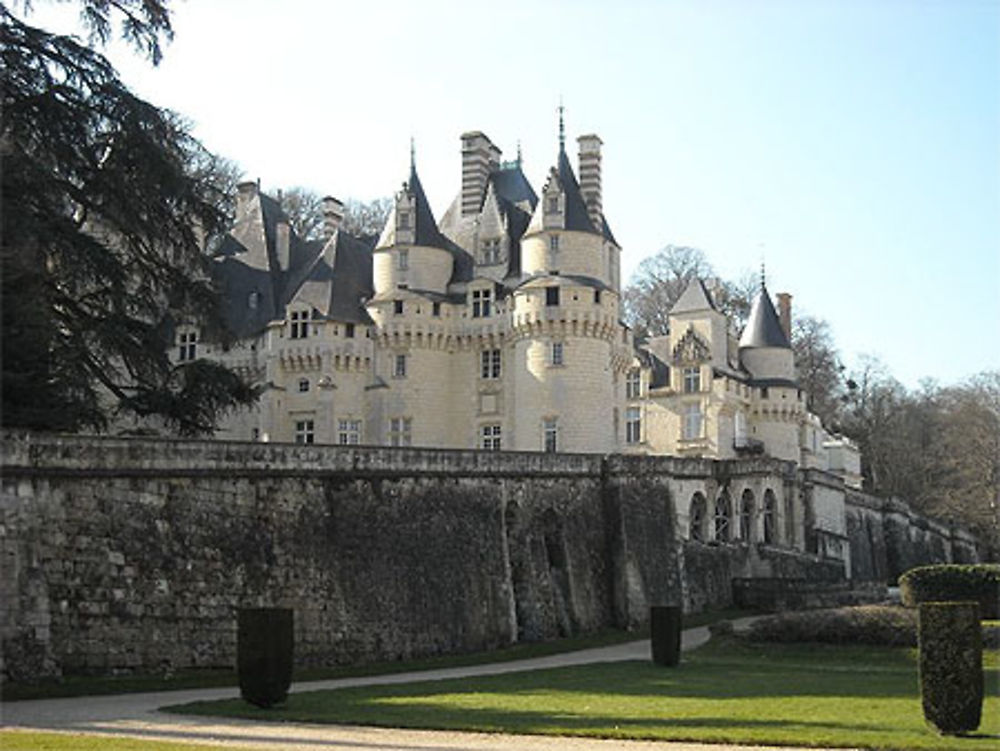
[
  {"xmin": 398, "ymin": 211, "xmax": 410, "ymax": 229},
  {"xmin": 481, "ymin": 348, "xmax": 501, "ymax": 379},
  {"xmin": 345, "ymin": 323, "xmax": 355, "ymax": 338},
  {"xmin": 338, "ymin": 419, "xmax": 361, "ymax": 445},
  {"xmin": 551, "ymin": 341, "xmax": 564, "ymax": 366},
  {"xmin": 393, "ymin": 353, "xmax": 407, "ymax": 378},
  {"xmin": 549, "ymin": 234, "xmax": 559, "ymax": 252},
  {"xmin": 295, "ymin": 419, "xmax": 315, "ymax": 444},
  {"xmin": 472, "ymin": 288, "xmax": 492, "ymax": 318},
  {"xmin": 683, "ymin": 366, "xmax": 701, "ymax": 393},
  {"xmin": 547, "ymin": 196, "xmax": 559, "ymax": 214},
  {"xmin": 432, "ymin": 302, "xmax": 441, "ymax": 317},
  {"xmin": 682, "ymin": 403, "xmax": 702, "ymax": 441},
  {"xmin": 298, "ymin": 378, "xmax": 310, "ymax": 393},
  {"xmin": 543, "ymin": 418, "xmax": 558, "ymax": 453},
  {"xmin": 290, "ymin": 310, "xmax": 309, "ymax": 339},
  {"xmin": 626, "ymin": 368, "xmax": 641, "ymax": 399},
  {"xmin": 482, "ymin": 238, "xmax": 501, "ymax": 265},
  {"xmin": 389, "ymin": 417, "xmax": 412, "ymax": 447},
  {"xmin": 397, "ymin": 249, "xmax": 409, "ymax": 270},
  {"xmin": 178, "ymin": 331, "xmax": 197, "ymax": 361},
  {"xmin": 761, "ymin": 386, "xmax": 770, "ymax": 399},
  {"xmin": 545, "ymin": 286, "xmax": 560, "ymax": 306},
  {"xmin": 626, "ymin": 406, "xmax": 641, "ymax": 444},
  {"xmin": 594, "ymin": 289, "xmax": 601, "ymax": 304},
  {"xmin": 393, "ymin": 299, "xmax": 404, "ymax": 315},
  {"xmin": 481, "ymin": 424, "xmax": 501, "ymax": 451}
]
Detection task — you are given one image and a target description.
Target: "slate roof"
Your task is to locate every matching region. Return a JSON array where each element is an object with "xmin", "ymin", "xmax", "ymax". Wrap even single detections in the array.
[
  {"xmin": 212, "ymin": 191, "xmax": 374, "ymax": 338},
  {"xmin": 557, "ymin": 148, "xmax": 598, "ymax": 235},
  {"xmin": 739, "ymin": 284, "xmax": 791, "ymax": 349}
]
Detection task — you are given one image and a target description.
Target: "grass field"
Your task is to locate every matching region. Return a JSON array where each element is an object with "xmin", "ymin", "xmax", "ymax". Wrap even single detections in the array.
[
  {"xmin": 0, "ymin": 730, "xmax": 233, "ymax": 751},
  {"xmin": 168, "ymin": 639, "xmax": 1000, "ymax": 750}
]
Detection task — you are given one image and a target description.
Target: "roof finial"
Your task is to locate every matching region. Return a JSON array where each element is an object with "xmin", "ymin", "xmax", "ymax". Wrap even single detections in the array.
[
  {"xmin": 760, "ymin": 259, "xmax": 766, "ymax": 290},
  {"xmin": 558, "ymin": 98, "xmax": 565, "ymax": 153},
  {"xmin": 516, "ymin": 139, "xmax": 522, "ymax": 167},
  {"xmin": 410, "ymin": 136, "xmax": 416, "ymax": 173}
]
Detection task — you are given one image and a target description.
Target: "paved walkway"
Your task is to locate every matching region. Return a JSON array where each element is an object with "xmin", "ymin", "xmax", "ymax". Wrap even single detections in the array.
[{"xmin": 1, "ymin": 618, "xmax": 839, "ymax": 751}]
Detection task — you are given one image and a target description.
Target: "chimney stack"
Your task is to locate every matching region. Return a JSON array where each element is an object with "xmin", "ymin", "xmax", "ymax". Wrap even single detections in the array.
[
  {"xmin": 275, "ymin": 219, "xmax": 291, "ymax": 270},
  {"xmin": 577, "ymin": 134, "xmax": 603, "ymax": 229},
  {"xmin": 777, "ymin": 292, "xmax": 792, "ymax": 341},
  {"xmin": 322, "ymin": 196, "xmax": 344, "ymax": 238},
  {"xmin": 460, "ymin": 131, "xmax": 501, "ymax": 217},
  {"xmin": 235, "ymin": 180, "xmax": 259, "ymax": 218}
]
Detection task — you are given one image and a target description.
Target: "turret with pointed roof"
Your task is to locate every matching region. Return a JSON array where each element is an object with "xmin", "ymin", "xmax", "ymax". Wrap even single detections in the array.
[{"xmin": 739, "ymin": 282, "xmax": 797, "ymax": 383}]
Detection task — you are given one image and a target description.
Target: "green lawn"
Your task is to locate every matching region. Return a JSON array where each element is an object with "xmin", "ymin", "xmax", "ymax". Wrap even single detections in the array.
[
  {"xmin": 168, "ymin": 639, "xmax": 1000, "ymax": 750},
  {"xmin": 0, "ymin": 730, "xmax": 233, "ymax": 751}
]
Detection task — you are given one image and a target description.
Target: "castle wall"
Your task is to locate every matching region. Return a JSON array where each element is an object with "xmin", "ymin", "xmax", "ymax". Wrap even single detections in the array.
[{"xmin": 0, "ymin": 433, "xmax": 979, "ymax": 683}]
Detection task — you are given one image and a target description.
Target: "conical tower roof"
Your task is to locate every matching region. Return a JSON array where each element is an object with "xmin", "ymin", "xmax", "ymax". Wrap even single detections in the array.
[
  {"xmin": 376, "ymin": 163, "xmax": 450, "ymax": 251},
  {"xmin": 739, "ymin": 284, "xmax": 791, "ymax": 349}
]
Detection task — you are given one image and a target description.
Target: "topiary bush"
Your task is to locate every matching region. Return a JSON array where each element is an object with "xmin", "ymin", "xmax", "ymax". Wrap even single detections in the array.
[
  {"xmin": 744, "ymin": 605, "xmax": 918, "ymax": 647},
  {"xmin": 237, "ymin": 608, "xmax": 294, "ymax": 708},
  {"xmin": 650, "ymin": 606, "xmax": 682, "ymax": 666},
  {"xmin": 900, "ymin": 564, "xmax": 1000, "ymax": 619},
  {"xmin": 918, "ymin": 602, "xmax": 983, "ymax": 735}
]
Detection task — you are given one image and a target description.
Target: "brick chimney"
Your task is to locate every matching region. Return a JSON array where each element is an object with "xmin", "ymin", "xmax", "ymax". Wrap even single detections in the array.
[
  {"xmin": 322, "ymin": 196, "xmax": 344, "ymax": 238},
  {"xmin": 777, "ymin": 292, "xmax": 792, "ymax": 341},
  {"xmin": 577, "ymin": 134, "xmax": 603, "ymax": 229},
  {"xmin": 461, "ymin": 131, "xmax": 501, "ymax": 217}
]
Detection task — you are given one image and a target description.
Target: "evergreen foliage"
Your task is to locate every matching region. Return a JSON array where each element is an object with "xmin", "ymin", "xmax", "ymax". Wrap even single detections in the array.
[
  {"xmin": 1, "ymin": 4, "xmax": 256, "ymax": 434},
  {"xmin": 650, "ymin": 605, "xmax": 682, "ymax": 666},
  {"xmin": 901, "ymin": 565, "xmax": 1000, "ymax": 620},
  {"xmin": 918, "ymin": 602, "xmax": 983, "ymax": 735},
  {"xmin": 237, "ymin": 608, "xmax": 293, "ymax": 708}
]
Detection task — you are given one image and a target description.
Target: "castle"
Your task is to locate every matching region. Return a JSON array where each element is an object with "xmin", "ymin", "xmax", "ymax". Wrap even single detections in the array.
[{"xmin": 191, "ymin": 121, "xmax": 860, "ymax": 489}]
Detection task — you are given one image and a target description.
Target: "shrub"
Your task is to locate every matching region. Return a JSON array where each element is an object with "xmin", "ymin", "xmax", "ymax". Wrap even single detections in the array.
[
  {"xmin": 919, "ymin": 602, "xmax": 982, "ymax": 735},
  {"xmin": 237, "ymin": 608, "xmax": 294, "ymax": 708},
  {"xmin": 745, "ymin": 605, "xmax": 917, "ymax": 646},
  {"xmin": 650, "ymin": 606, "xmax": 682, "ymax": 666},
  {"xmin": 900, "ymin": 564, "xmax": 1000, "ymax": 619}
]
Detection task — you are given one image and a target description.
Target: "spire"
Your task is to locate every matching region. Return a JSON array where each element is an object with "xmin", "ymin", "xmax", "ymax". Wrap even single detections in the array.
[
  {"xmin": 409, "ymin": 136, "xmax": 416, "ymax": 176},
  {"xmin": 516, "ymin": 140, "xmax": 522, "ymax": 167},
  {"xmin": 558, "ymin": 100, "xmax": 565, "ymax": 153}
]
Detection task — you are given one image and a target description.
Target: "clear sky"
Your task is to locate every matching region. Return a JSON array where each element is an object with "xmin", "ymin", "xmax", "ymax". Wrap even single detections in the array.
[{"xmin": 27, "ymin": 0, "xmax": 1000, "ymax": 388}]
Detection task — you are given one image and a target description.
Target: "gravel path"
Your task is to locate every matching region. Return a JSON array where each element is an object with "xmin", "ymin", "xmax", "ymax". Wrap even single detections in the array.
[{"xmin": 1, "ymin": 617, "xmax": 842, "ymax": 751}]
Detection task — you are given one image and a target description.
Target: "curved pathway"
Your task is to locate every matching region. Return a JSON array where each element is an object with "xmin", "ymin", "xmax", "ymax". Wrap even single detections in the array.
[{"xmin": 2, "ymin": 618, "xmax": 838, "ymax": 751}]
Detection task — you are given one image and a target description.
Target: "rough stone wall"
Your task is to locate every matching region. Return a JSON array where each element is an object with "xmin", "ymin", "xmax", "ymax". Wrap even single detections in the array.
[{"xmin": 1, "ymin": 433, "xmax": 979, "ymax": 683}]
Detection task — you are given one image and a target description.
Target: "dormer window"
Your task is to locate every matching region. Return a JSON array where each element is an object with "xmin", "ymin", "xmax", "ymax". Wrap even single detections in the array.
[
  {"xmin": 290, "ymin": 310, "xmax": 310, "ymax": 339},
  {"xmin": 547, "ymin": 196, "xmax": 560, "ymax": 214},
  {"xmin": 482, "ymin": 238, "xmax": 501, "ymax": 265},
  {"xmin": 472, "ymin": 288, "xmax": 492, "ymax": 318},
  {"xmin": 398, "ymin": 211, "xmax": 410, "ymax": 229},
  {"xmin": 683, "ymin": 366, "xmax": 701, "ymax": 393},
  {"xmin": 248, "ymin": 291, "xmax": 260, "ymax": 310}
]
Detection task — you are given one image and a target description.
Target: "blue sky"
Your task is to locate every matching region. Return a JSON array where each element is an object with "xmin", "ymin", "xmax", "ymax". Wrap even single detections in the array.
[{"xmin": 29, "ymin": 0, "xmax": 1000, "ymax": 388}]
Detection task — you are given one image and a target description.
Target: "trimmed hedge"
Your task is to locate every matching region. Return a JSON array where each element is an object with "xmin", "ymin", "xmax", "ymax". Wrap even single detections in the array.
[
  {"xmin": 900, "ymin": 564, "xmax": 1000, "ymax": 619},
  {"xmin": 745, "ymin": 605, "xmax": 918, "ymax": 647},
  {"xmin": 918, "ymin": 602, "xmax": 983, "ymax": 735},
  {"xmin": 650, "ymin": 606, "xmax": 682, "ymax": 666},
  {"xmin": 237, "ymin": 608, "xmax": 294, "ymax": 708}
]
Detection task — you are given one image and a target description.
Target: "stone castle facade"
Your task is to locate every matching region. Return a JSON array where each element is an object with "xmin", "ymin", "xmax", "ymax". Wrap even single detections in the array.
[{"xmin": 186, "ymin": 122, "xmax": 860, "ymax": 491}]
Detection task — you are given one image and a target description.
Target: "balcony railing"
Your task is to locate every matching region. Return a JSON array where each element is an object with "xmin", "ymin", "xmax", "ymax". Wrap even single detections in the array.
[{"xmin": 734, "ymin": 436, "xmax": 765, "ymax": 455}]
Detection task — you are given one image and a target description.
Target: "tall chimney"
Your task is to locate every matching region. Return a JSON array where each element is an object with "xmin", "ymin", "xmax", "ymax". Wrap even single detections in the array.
[
  {"xmin": 235, "ymin": 180, "xmax": 258, "ymax": 218},
  {"xmin": 777, "ymin": 292, "xmax": 792, "ymax": 342},
  {"xmin": 275, "ymin": 219, "xmax": 291, "ymax": 270},
  {"xmin": 460, "ymin": 131, "xmax": 501, "ymax": 217},
  {"xmin": 577, "ymin": 134, "xmax": 603, "ymax": 229},
  {"xmin": 322, "ymin": 195, "xmax": 344, "ymax": 238}
]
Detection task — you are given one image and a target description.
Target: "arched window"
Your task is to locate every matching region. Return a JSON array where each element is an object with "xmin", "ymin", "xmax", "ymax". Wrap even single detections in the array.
[
  {"xmin": 714, "ymin": 492, "xmax": 731, "ymax": 542},
  {"xmin": 689, "ymin": 493, "xmax": 707, "ymax": 542},
  {"xmin": 740, "ymin": 490, "xmax": 755, "ymax": 542},
  {"xmin": 784, "ymin": 496, "xmax": 796, "ymax": 545},
  {"xmin": 763, "ymin": 489, "xmax": 777, "ymax": 544}
]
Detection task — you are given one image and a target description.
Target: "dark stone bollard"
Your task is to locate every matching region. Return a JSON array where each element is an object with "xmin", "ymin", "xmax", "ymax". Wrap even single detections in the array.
[
  {"xmin": 650, "ymin": 605, "xmax": 682, "ymax": 667},
  {"xmin": 238, "ymin": 607, "xmax": 294, "ymax": 708},
  {"xmin": 918, "ymin": 601, "xmax": 982, "ymax": 735}
]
